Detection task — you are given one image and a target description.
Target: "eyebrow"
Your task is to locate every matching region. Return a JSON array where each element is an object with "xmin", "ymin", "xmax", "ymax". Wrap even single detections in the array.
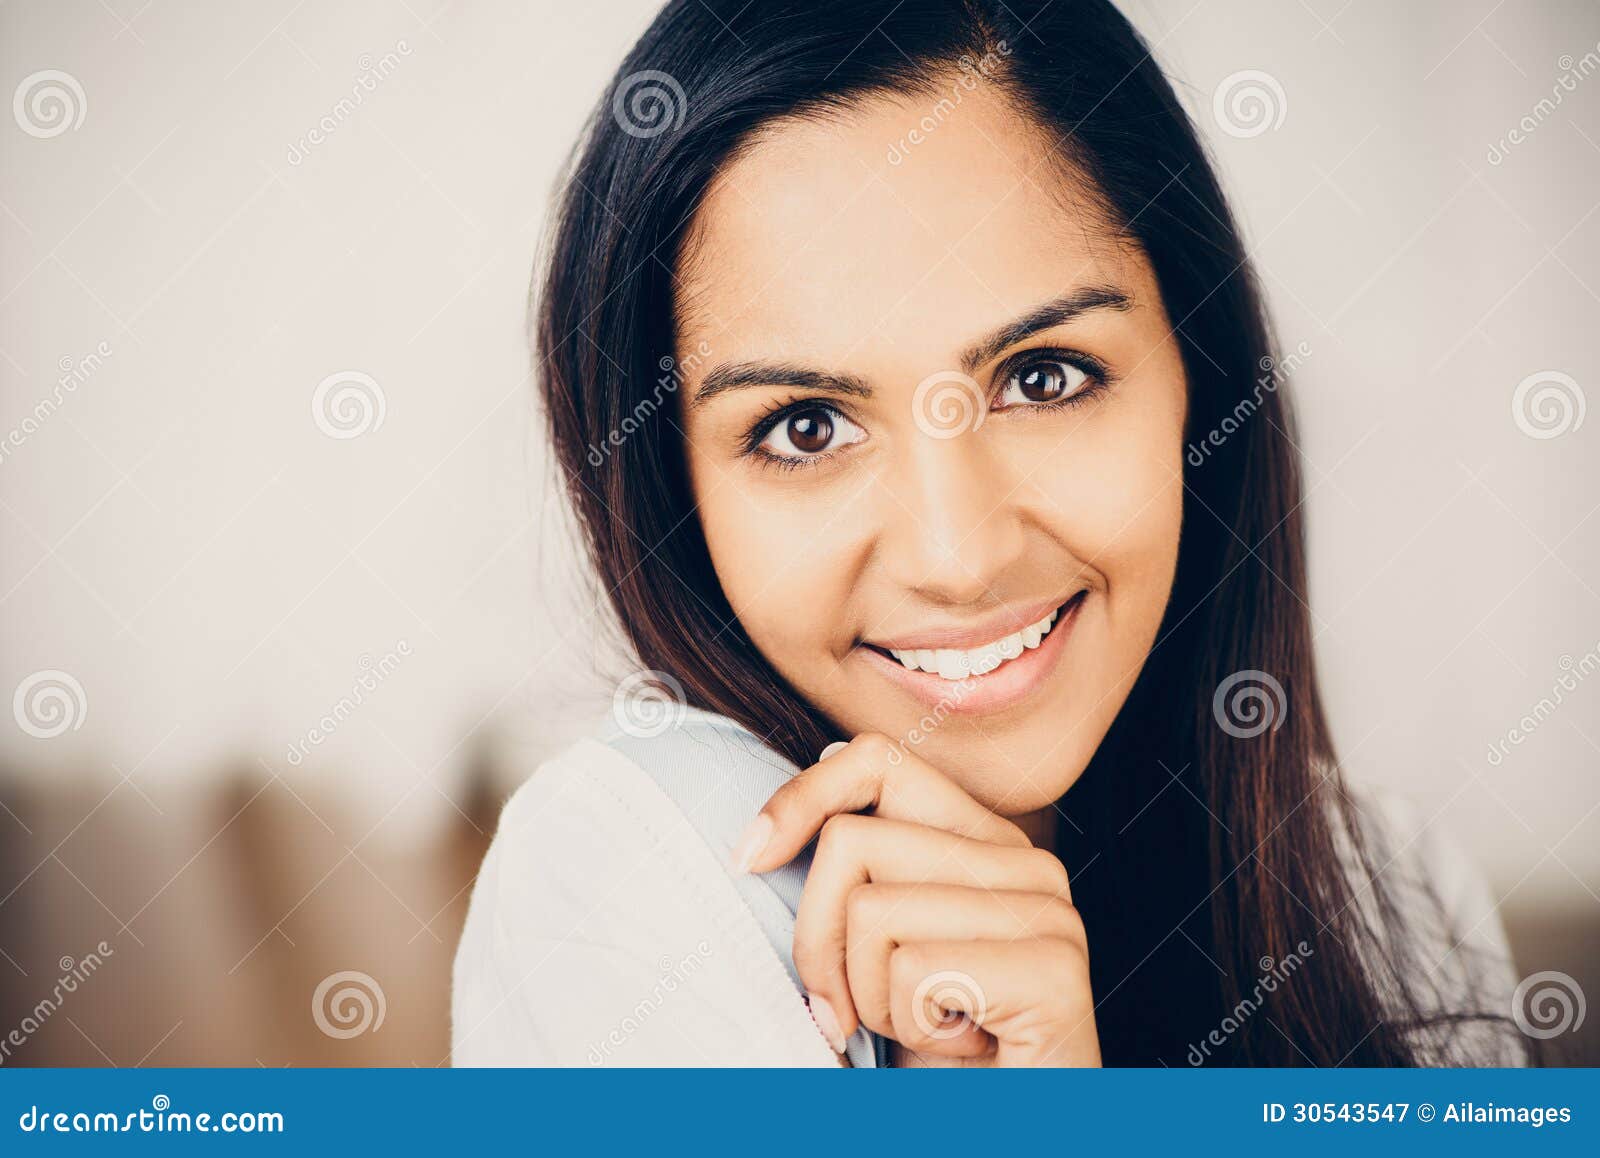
[
  {"xmin": 691, "ymin": 362, "xmax": 872, "ymax": 408},
  {"xmin": 956, "ymin": 284, "xmax": 1132, "ymax": 373},
  {"xmin": 688, "ymin": 284, "xmax": 1132, "ymax": 408}
]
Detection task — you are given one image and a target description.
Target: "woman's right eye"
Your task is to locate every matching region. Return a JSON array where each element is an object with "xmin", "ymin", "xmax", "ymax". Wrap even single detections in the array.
[{"xmin": 755, "ymin": 405, "xmax": 866, "ymax": 463}]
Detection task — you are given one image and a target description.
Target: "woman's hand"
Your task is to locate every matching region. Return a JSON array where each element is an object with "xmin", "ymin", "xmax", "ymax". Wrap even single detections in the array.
[{"xmin": 731, "ymin": 733, "xmax": 1102, "ymax": 1067}]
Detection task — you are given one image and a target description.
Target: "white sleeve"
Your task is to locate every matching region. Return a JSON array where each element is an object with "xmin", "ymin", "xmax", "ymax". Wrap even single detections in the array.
[{"xmin": 450, "ymin": 741, "xmax": 839, "ymax": 1067}]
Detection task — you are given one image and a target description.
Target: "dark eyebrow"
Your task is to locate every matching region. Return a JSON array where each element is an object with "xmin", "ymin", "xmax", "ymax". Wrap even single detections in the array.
[
  {"xmin": 958, "ymin": 285, "xmax": 1133, "ymax": 373},
  {"xmin": 688, "ymin": 285, "xmax": 1132, "ymax": 408},
  {"xmin": 690, "ymin": 361, "xmax": 872, "ymax": 409}
]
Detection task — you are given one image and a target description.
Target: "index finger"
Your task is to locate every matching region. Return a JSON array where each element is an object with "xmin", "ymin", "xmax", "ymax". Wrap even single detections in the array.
[{"xmin": 731, "ymin": 732, "xmax": 1030, "ymax": 874}]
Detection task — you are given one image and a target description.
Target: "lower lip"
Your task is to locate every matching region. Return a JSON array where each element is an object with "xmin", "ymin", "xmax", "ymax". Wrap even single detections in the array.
[{"xmin": 857, "ymin": 592, "xmax": 1086, "ymax": 716}]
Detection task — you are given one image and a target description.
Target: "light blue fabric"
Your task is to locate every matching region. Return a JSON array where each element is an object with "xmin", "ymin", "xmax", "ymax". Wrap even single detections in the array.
[{"xmin": 597, "ymin": 705, "xmax": 885, "ymax": 1068}]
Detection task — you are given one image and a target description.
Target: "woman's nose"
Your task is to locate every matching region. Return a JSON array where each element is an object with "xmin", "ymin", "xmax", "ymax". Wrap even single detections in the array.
[{"xmin": 876, "ymin": 427, "xmax": 1027, "ymax": 605}]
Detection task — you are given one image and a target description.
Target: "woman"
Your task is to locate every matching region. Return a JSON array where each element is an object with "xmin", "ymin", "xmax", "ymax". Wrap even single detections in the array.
[{"xmin": 452, "ymin": 0, "xmax": 1524, "ymax": 1067}]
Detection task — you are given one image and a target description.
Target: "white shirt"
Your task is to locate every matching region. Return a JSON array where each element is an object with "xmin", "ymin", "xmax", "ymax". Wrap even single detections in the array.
[{"xmin": 451, "ymin": 708, "xmax": 1524, "ymax": 1066}]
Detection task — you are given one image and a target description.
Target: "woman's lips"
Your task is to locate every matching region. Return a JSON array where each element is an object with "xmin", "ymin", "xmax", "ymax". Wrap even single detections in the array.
[{"xmin": 857, "ymin": 591, "xmax": 1086, "ymax": 715}]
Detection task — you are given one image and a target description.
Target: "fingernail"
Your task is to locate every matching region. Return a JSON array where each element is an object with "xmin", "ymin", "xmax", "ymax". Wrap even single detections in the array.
[
  {"xmin": 819, "ymin": 740, "xmax": 849, "ymax": 761},
  {"xmin": 806, "ymin": 991, "xmax": 848, "ymax": 1054},
  {"xmin": 729, "ymin": 813, "xmax": 773, "ymax": 873}
]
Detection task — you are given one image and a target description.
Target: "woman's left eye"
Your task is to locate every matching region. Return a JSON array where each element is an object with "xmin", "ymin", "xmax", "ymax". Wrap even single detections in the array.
[{"xmin": 994, "ymin": 357, "xmax": 1092, "ymax": 409}]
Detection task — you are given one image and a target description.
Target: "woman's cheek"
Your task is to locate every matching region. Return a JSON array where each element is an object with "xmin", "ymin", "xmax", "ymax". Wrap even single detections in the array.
[
  {"xmin": 698, "ymin": 485, "xmax": 864, "ymax": 663},
  {"xmin": 1021, "ymin": 399, "xmax": 1181, "ymax": 545}
]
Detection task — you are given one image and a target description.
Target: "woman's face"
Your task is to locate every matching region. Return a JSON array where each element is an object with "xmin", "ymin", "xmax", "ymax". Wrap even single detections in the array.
[{"xmin": 675, "ymin": 85, "xmax": 1188, "ymax": 815}]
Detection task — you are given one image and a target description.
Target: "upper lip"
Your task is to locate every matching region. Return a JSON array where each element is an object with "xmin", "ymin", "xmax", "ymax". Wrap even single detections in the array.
[{"xmin": 862, "ymin": 592, "xmax": 1083, "ymax": 652}]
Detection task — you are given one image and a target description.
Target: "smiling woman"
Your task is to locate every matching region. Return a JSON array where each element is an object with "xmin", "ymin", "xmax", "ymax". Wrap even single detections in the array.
[{"xmin": 451, "ymin": 0, "xmax": 1525, "ymax": 1067}]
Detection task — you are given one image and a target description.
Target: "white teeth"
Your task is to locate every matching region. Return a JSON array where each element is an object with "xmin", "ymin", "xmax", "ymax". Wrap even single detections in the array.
[{"xmin": 883, "ymin": 604, "xmax": 1071, "ymax": 681}]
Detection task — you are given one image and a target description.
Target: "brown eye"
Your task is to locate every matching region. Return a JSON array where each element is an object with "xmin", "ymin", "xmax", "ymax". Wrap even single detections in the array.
[
  {"xmin": 786, "ymin": 409, "xmax": 833, "ymax": 453},
  {"xmin": 996, "ymin": 358, "xmax": 1090, "ymax": 409},
  {"xmin": 755, "ymin": 403, "xmax": 866, "ymax": 463},
  {"xmin": 1020, "ymin": 364, "xmax": 1065, "ymax": 401}
]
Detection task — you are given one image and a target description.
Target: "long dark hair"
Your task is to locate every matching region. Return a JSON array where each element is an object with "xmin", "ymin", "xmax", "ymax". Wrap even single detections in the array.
[{"xmin": 534, "ymin": 0, "xmax": 1519, "ymax": 1066}]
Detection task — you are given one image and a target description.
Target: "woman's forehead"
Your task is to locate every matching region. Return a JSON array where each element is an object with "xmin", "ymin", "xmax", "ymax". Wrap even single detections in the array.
[{"xmin": 674, "ymin": 85, "xmax": 1140, "ymax": 370}]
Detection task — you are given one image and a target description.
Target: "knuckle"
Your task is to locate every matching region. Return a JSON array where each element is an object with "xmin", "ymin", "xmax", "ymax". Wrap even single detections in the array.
[
  {"xmin": 1050, "ymin": 898, "xmax": 1088, "ymax": 945},
  {"xmin": 1026, "ymin": 847, "xmax": 1072, "ymax": 892},
  {"xmin": 886, "ymin": 943, "xmax": 928, "ymax": 993},
  {"xmin": 849, "ymin": 732, "xmax": 896, "ymax": 769},
  {"xmin": 816, "ymin": 811, "xmax": 864, "ymax": 858},
  {"xmin": 1042, "ymin": 934, "xmax": 1091, "ymax": 985},
  {"xmin": 844, "ymin": 882, "xmax": 881, "ymax": 929}
]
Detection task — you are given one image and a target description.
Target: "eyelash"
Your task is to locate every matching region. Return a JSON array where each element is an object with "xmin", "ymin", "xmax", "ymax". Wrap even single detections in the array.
[{"xmin": 742, "ymin": 348, "xmax": 1112, "ymax": 470}]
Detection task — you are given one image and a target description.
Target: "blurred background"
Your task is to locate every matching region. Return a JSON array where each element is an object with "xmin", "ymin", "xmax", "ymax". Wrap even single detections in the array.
[{"xmin": 1, "ymin": 0, "xmax": 1595, "ymax": 1066}]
